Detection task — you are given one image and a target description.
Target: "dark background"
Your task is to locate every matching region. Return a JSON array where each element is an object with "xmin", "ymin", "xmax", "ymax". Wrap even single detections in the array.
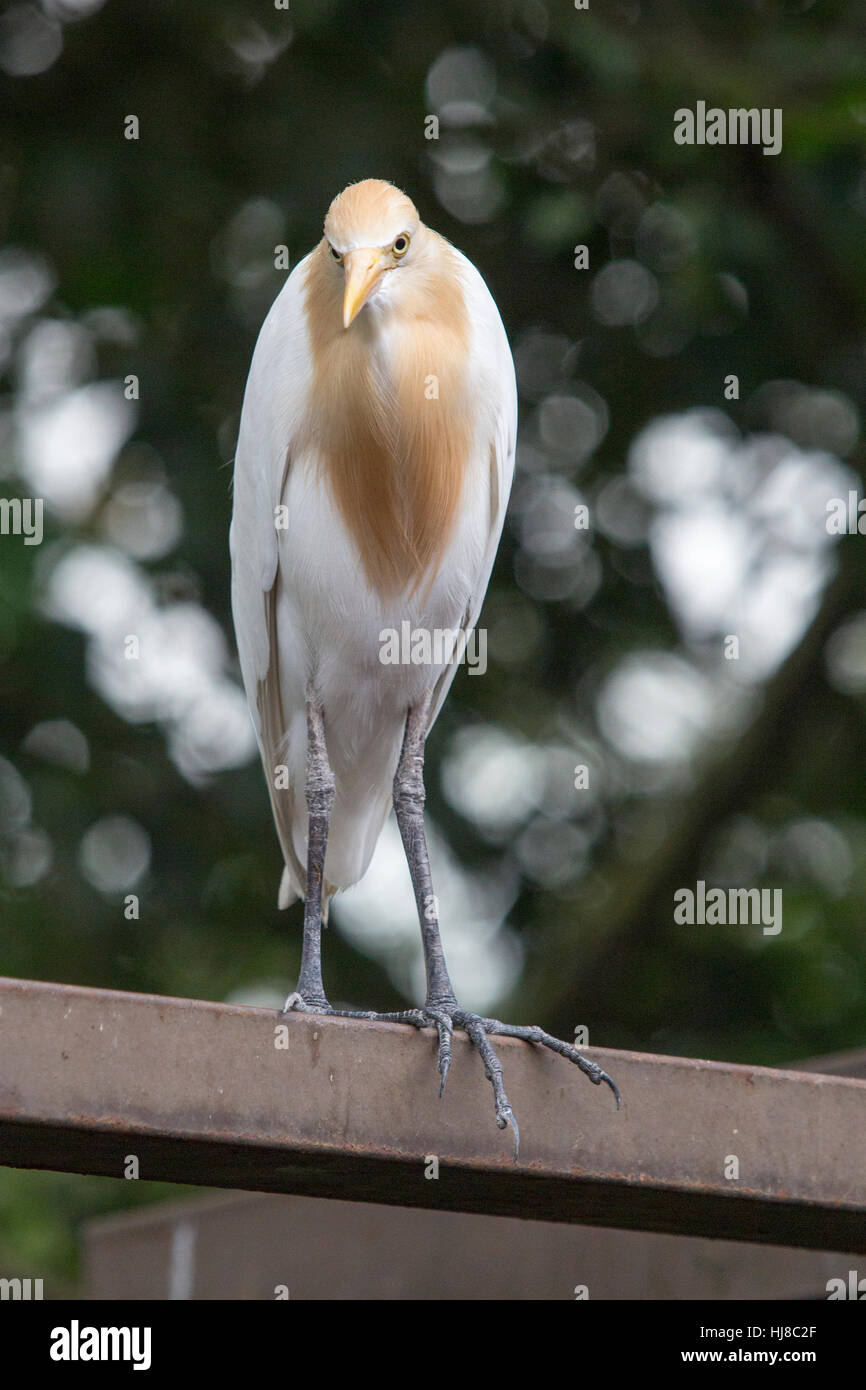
[{"xmin": 1, "ymin": 0, "xmax": 865, "ymax": 1286}]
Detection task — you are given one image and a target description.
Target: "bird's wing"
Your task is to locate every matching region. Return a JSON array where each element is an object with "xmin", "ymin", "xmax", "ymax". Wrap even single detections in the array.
[
  {"xmin": 230, "ymin": 254, "xmax": 315, "ymax": 901},
  {"xmin": 426, "ymin": 254, "xmax": 518, "ymax": 735}
]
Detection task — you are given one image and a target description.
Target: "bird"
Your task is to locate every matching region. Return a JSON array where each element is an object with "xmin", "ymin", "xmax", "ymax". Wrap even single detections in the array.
[{"xmin": 230, "ymin": 178, "xmax": 618, "ymax": 1153}]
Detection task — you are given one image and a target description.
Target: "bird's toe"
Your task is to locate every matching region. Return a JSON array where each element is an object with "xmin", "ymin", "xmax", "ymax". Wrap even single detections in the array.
[{"xmin": 480, "ymin": 1015, "xmax": 622, "ymax": 1109}]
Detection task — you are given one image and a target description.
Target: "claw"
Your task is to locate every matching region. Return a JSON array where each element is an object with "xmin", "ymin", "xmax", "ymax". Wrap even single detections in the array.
[
  {"xmin": 573, "ymin": 1056, "xmax": 621, "ymax": 1109},
  {"xmin": 438, "ymin": 1043, "xmax": 451, "ymax": 1097},
  {"xmin": 280, "ymin": 991, "xmax": 306, "ymax": 1015},
  {"xmin": 598, "ymin": 1070, "xmax": 621, "ymax": 1108},
  {"xmin": 500, "ymin": 1105, "xmax": 520, "ymax": 1160}
]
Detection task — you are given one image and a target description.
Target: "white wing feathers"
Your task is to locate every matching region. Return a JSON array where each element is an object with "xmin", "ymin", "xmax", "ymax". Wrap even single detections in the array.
[
  {"xmin": 425, "ymin": 252, "xmax": 517, "ymax": 734},
  {"xmin": 230, "ymin": 257, "xmax": 315, "ymax": 904}
]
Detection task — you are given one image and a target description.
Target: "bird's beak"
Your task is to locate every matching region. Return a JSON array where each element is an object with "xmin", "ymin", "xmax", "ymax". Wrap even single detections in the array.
[{"xmin": 342, "ymin": 248, "xmax": 387, "ymax": 328}]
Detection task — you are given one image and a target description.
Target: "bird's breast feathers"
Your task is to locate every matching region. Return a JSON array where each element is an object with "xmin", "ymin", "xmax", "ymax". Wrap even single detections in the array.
[{"xmin": 295, "ymin": 233, "xmax": 488, "ymax": 602}]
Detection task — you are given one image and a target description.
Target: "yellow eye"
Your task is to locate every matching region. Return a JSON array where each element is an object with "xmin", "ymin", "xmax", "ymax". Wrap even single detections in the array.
[
  {"xmin": 329, "ymin": 244, "xmax": 342, "ymax": 263},
  {"xmin": 392, "ymin": 234, "xmax": 410, "ymax": 258}
]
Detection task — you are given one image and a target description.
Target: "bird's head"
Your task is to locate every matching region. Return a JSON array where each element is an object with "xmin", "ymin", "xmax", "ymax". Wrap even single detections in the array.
[{"xmin": 322, "ymin": 179, "xmax": 424, "ymax": 329}]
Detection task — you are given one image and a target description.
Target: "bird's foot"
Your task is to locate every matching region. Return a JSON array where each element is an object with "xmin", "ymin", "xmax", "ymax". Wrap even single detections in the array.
[
  {"xmin": 281, "ymin": 991, "xmax": 329, "ymax": 1015},
  {"xmin": 279, "ymin": 993, "xmax": 619, "ymax": 1161},
  {"xmin": 281, "ymin": 990, "xmax": 428, "ymax": 1026},
  {"xmin": 428, "ymin": 1007, "xmax": 620, "ymax": 1159}
]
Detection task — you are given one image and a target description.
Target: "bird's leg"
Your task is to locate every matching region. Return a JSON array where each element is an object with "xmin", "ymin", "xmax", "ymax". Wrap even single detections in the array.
[
  {"xmin": 391, "ymin": 694, "xmax": 620, "ymax": 1157},
  {"xmin": 391, "ymin": 695, "xmax": 521, "ymax": 1148},
  {"xmin": 281, "ymin": 692, "xmax": 430, "ymax": 1025},
  {"xmin": 392, "ymin": 695, "xmax": 458, "ymax": 1014},
  {"xmin": 285, "ymin": 687, "xmax": 334, "ymax": 1011}
]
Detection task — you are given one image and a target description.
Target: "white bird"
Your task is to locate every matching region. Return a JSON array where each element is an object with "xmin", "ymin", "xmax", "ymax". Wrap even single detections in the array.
[{"xmin": 230, "ymin": 179, "xmax": 617, "ymax": 1150}]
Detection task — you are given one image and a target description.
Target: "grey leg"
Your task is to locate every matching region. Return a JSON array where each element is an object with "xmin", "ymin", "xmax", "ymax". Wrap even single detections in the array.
[
  {"xmin": 394, "ymin": 695, "xmax": 620, "ymax": 1156},
  {"xmin": 282, "ymin": 690, "xmax": 445, "ymax": 1028},
  {"xmin": 392, "ymin": 694, "xmax": 457, "ymax": 1011},
  {"xmin": 392, "ymin": 695, "xmax": 523, "ymax": 1149},
  {"xmin": 287, "ymin": 687, "xmax": 334, "ymax": 1009}
]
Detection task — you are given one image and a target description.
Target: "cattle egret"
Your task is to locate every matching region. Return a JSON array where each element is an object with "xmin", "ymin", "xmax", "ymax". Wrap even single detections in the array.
[{"xmin": 230, "ymin": 179, "xmax": 618, "ymax": 1151}]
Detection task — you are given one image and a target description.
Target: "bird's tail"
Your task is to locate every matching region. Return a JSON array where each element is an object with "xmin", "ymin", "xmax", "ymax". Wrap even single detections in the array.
[
  {"xmin": 278, "ymin": 863, "xmax": 335, "ymax": 925},
  {"xmin": 278, "ymin": 866, "xmax": 298, "ymax": 911}
]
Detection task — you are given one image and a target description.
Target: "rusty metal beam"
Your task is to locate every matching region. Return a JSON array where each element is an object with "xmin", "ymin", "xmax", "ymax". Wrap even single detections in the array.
[{"xmin": 0, "ymin": 976, "xmax": 864, "ymax": 1252}]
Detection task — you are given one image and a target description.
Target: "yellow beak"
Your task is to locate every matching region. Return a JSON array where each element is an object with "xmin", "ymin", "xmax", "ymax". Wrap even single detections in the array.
[{"xmin": 342, "ymin": 248, "xmax": 387, "ymax": 328}]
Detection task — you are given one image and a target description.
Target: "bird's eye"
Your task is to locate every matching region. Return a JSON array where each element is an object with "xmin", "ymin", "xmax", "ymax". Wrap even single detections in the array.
[
  {"xmin": 329, "ymin": 244, "xmax": 342, "ymax": 263},
  {"xmin": 392, "ymin": 234, "xmax": 410, "ymax": 258}
]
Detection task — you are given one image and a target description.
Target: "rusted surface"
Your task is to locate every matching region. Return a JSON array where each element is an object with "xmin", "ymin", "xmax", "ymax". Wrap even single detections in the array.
[{"xmin": 0, "ymin": 976, "xmax": 864, "ymax": 1251}]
